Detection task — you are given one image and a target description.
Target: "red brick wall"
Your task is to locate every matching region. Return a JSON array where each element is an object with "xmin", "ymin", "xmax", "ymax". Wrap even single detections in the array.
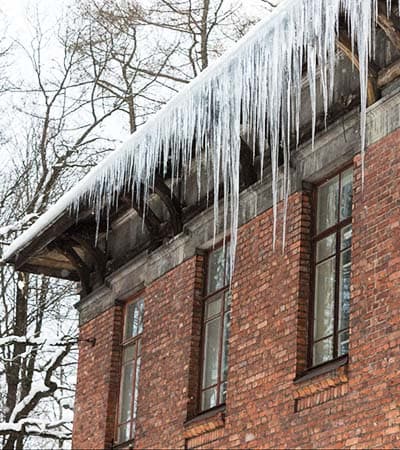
[
  {"xmin": 72, "ymin": 305, "xmax": 122, "ymax": 450},
  {"xmin": 72, "ymin": 129, "xmax": 400, "ymax": 449}
]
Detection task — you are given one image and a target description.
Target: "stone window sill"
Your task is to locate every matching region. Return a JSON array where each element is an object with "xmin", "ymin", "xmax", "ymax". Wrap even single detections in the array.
[
  {"xmin": 112, "ymin": 438, "xmax": 135, "ymax": 449},
  {"xmin": 294, "ymin": 355, "xmax": 348, "ymax": 384},
  {"xmin": 184, "ymin": 405, "xmax": 225, "ymax": 439},
  {"xmin": 293, "ymin": 356, "xmax": 349, "ymax": 412}
]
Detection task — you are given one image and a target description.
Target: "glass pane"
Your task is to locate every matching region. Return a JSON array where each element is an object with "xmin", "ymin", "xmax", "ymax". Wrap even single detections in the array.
[
  {"xmin": 119, "ymin": 364, "xmax": 133, "ymax": 423},
  {"xmin": 317, "ymin": 176, "xmax": 339, "ymax": 233},
  {"xmin": 125, "ymin": 299, "xmax": 144, "ymax": 340},
  {"xmin": 224, "ymin": 245, "xmax": 231, "ymax": 285},
  {"xmin": 224, "ymin": 291, "xmax": 232, "ymax": 310},
  {"xmin": 207, "ymin": 247, "xmax": 226, "ymax": 294},
  {"xmin": 340, "ymin": 168, "xmax": 353, "ymax": 220},
  {"xmin": 339, "ymin": 248, "xmax": 351, "ymax": 331},
  {"xmin": 118, "ymin": 423, "xmax": 130, "ymax": 444},
  {"xmin": 123, "ymin": 342, "xmax": 136, "ymax": 364},
  {"xmin": 313, "ymin": 337, "xmax": 333, "ymax": 366},
  {"xmin": 220, "ymin": 311, "xmax": 231, "ymax": 383},
  {"xmin": 220, "ymin": 381, "xmax": 227, "ymax": 404},
  {"xmin": 316, "ymin": 233, "xmax": 336, "ymax": 263},
  {"xmin": 202, "ymin": 387, "xmax": 217, "ymax": 411},
  {"xmin": 314, "ymin": 257, "xmax": 335, "ymax": 340},
  {"xmin": 341, "ymin": 225, "xmax": 352, "ymax": 250},
  {"xmin": 133, "ymin": 356, "xmax": 141, "ymax": 420},
  {"xmin": 338, "ymin": 330, "xmax": 349, "ymax": 356},
  {"xmin": 205, "ymin": 296, "xmax": 222, "ymax": 320},
  {"xmin": 203, "ymin": 318, "xmax": 221, "ymax": 388}
]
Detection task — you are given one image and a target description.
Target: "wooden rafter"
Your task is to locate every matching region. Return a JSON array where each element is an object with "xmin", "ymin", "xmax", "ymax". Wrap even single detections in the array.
[
  {"xmin": 153, "ymin": 175, "xmax": 183, "ymax": 234},
  {"xmin": 377, "ymin": 2, "xmax": 400, "ymax": 51},
  {"xmin": 14, "ymin": 211, "xmax": 91, "ymax": 271},
  {"xmin": 66, "ymin": 232, "xmax": 107, "ymax": 285},
  {"xmin": 54, "ymin": 240, "xmax": 91, "ymax": 296},
  {"xmin": 337, "ymin": 30, "xmax": 379, "ymax": 106}
]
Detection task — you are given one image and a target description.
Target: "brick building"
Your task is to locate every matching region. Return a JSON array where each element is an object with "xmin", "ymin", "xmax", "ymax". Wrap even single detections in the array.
[{"xmin": 4, "ymin": 1, "xmax": 400, "ymax": 448}]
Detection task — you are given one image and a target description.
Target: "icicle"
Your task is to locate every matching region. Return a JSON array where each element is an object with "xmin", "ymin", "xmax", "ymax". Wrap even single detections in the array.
[{"xmin": 4, "ymin": 0, "xmax": 392, "ymax": 281}]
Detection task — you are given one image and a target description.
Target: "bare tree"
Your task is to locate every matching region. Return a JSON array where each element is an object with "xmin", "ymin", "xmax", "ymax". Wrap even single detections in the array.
[{"xmin": 0, "ymin": 12, "xmax": 127, "ymax": 449}]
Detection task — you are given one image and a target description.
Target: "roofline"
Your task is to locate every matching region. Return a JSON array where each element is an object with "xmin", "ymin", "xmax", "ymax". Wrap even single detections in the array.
[{"xmin": 2, "ymin": 1, "xmax": 290, "ymax": 263}]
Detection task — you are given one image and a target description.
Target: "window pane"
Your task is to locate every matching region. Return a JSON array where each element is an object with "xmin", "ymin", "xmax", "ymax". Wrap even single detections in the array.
[
  {"xmin": 118, "ymin": 423, "xmax": 130, "ymax": 444},
  {"xmin": 203, "ymin": 317, "xmax": 221, "ymax": 388},
  {"xmin": 224, "ymin": 246, "xmax": 231, "ymax": 285},
  {"xmin": 123, "ymin": 342, "xmax": 136, "ymax": 364},
  {"xmin": 313, "ymin": 337, "xmax": 333, "ymax": 366},
  {"xmin": 119, "ymin": 364, "xmax": 133, "ymax": 424},
  {"xmin": 314, "ymin": 257, "xmax": 335, "ymax": 340},
  {"xmin": 220, "ymin": 381, "xmax": 227, "ymax": 404},
  {"xmin": 339, "ymin": 248, "xmax": 351, "ymax": 331},
  {"xmin": 125, "ymin": 299, "xmax": 144, "ymax": 340},
  {"xmin": 224, "ymin": 291, "xmax": 232, "ymax": 310},
  {"xmin": 338, "ymin": 330, "xmax": 349, "ymax": 356},
  {"xmin": 202, "ymin": 387, "xmax": 217, "ymax": 410},
  {"xmin": 316, "ymin": 233, "xmax": 336, "ymax": 263},
  {"xmin": 207, "ymin": 247, "xmax": 226, "ymax": 293},
  {"xmin": 341, "ymin": 225, "xmax": 352, "ymax": 250},
  {"xmin": 133, "ymin": 356, "xmax": 141, "ymax": 420},
  {"xmin": 317, "ymin": 176, "xmax": 339, "ymax": 233},
  {"xmin": 340, "ymin": 168, "xmax": 353, "ymax": 220},
  {"xmin": 205, "ymin": 296, "xmax": 222, "ymax": 320},
  {"xmin": 220, "ymin": 311, "xmax": 231, "ymax": 384}
]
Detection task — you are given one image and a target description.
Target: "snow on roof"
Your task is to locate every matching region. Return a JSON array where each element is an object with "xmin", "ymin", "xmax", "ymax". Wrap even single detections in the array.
[{"xmin": 3, "ymin": 0, "xmax": 382, "ymax": 272}]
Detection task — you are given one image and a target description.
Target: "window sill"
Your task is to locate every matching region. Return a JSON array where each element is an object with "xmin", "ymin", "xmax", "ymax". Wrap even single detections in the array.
[
  {"xmin": 184, "ymin": 405, "xmax": 225, "ymax": 439},
  {"xmin": 112, "ymin": 438, "xmax": 135, "ymax": 449},
  {"xmin": 293, "ymin": 356, "xmax": 349, "ymax": 412},
  {"xmin": 294, "ymin": 355, "xmax": 348, "ymax": 384}
]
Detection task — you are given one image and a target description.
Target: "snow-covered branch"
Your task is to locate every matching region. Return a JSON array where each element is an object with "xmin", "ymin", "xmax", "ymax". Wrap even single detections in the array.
[
  {"xmin": 0, "ymin": 419, "xmax": 71, "ymax": 440},
  {"xmin": 1, "ymin": 343, "xmax": 74, "ymax": 446},
  {"xmin": 0, "ymin": 214, "xmax": 38, "ymax": 242}
]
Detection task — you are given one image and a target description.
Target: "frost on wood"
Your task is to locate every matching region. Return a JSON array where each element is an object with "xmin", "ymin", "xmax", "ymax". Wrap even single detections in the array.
[{"xmin": 3, "ymin": 0, "xmax": 392, "ymax": 277}]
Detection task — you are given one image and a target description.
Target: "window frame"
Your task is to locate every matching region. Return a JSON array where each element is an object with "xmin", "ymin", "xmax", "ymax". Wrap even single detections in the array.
[
  {"xmin": 308, "ymin": 164, "xmax": 353, "ymax": 369},
  {"xmin": 114, "ymin": 296, "xmax": 144, "ymax": 446},
  {"xmin": 198, "ymin": 240, "xmax": 231, "ymax": 413}
]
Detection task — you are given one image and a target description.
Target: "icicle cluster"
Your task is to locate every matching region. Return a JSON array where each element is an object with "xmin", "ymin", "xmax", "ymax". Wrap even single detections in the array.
[{"xmin": 4, "ymin": 0, "xmax": 393, "ymax": 277}]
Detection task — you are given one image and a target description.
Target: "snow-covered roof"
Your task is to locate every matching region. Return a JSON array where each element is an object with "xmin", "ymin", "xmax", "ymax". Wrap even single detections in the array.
[{"xmin": 3, "ymin": 0, "xmax": 383, "ymax": 271}]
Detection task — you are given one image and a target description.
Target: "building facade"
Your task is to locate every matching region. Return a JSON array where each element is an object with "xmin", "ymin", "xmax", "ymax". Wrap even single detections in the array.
[
  {"xmin": 70, "ymin": 106, "xmax": 400, "ymax": 448},
  {"xmin": 4, "ymin": 1, "xmax": 400, "ymax": 448}
]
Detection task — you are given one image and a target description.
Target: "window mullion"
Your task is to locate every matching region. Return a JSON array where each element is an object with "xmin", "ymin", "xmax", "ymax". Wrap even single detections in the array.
[
  {"xmin": 129, "ymin": 342, "xmax": 138, "ymax": 440},
  {"xmin": 333, "ymin": 228, "xmax": 341, "ymax": 359},
  {"xmin": 216, "ymin": 294, "xmax": 225, "ymax": 405}
]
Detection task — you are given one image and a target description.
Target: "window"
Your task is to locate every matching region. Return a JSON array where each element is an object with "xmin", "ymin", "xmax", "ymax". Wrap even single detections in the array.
[
  {"xmin": 200, "ymin": 243, "xmax": 231, "ymax": 411},
  {"xmin": 310, "ymin": 167, "xmax": 353, "ymax": 367},
  {"xmin": 116, "ymin": 298, "xmax": 144, "ymax": 444}
]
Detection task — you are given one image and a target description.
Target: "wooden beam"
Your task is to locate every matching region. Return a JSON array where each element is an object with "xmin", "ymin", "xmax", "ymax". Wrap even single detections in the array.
[
  {"xmin": 66, "ymin": 232, "xmax": 107, "ymax": 285},
  {"xmin": 13, "ymin": 211, "xmax": 91, "ymax": 270},
  {"xmin": 153, "ymin": 175, "xmax": 183, "ymax": 234},
  {"xmin": 17, "ymin": 262, "xmax": 80, "ymax": 281},
  {"xmin": 54, "ymin": 241, "xmax": 91, "ymax": 296},
  {"xmin": 377, "ymin": 3, "xmax": 400, "ymax": 51},
  {"xmin": 378, "ymin": 58, "xmax": 400, "ymax": 87},
  {"xmin": 337, "ymin": 31, "xmax": 379, "ymax": 106}
]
